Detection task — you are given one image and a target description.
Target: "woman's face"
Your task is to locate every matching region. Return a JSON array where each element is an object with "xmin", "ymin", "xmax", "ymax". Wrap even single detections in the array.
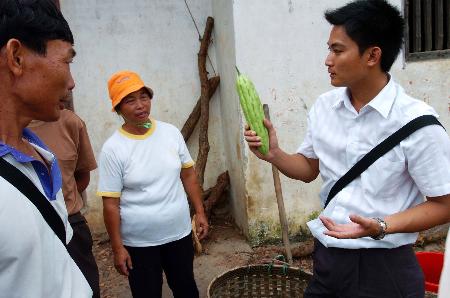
[{"xmin": 118, "ymin": 88, "xmax": 151, "ymax": 124}]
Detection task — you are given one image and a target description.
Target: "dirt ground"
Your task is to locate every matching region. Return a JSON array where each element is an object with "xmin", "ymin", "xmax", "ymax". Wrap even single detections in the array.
[{"xmin": 93, "ymin": 212, "xmax": 446, "ymax": 298}]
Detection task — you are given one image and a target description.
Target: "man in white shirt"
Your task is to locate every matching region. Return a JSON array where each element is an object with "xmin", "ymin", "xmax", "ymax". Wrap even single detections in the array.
[
  {"xmin": 0, "ymin": 0, "xmax": 92, "ymax": 297},
  {"xmin": 245, "ymin": 0, "xmax": 450, "ymax": 297}
]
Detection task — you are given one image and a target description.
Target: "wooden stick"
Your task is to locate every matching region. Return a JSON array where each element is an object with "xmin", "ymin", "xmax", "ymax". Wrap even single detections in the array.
[
  {"xmin": 263, "ymin": 104, "xmax": 293, "ymax": 264},
  {"xmin": 181, "ymin": 76, "xmax": 220, "ymax": 142}
]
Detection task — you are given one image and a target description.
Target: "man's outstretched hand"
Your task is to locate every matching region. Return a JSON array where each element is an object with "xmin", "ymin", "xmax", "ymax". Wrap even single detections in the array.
[{"xmin": 320, "ymin": 215, "xmax": 381, "ymax": 239}]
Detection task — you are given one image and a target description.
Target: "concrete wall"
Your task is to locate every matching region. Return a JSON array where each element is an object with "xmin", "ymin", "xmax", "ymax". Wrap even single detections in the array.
[
  {"xmin": 230, "ymin": 0, "xmax": 332, "ymax": 244},
  {"xmin": 211, "ymin": 1, "xmax": 249, "ymax": 235},
  {"xmin": 61, "ymin": 0, "xmax": 227, "ymax": 234}
]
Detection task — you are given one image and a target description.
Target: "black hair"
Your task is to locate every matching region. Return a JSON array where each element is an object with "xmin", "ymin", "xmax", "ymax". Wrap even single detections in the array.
[
  {"xmin": 0, "ymin": 0, "xmax": 74, "ymax": 55},
  {"xmin": 324, "ymin": 0, "xmax": 404, "ymax": 72}
]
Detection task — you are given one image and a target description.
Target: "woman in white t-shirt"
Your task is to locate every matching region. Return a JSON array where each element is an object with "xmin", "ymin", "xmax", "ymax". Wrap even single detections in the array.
[{"xmin": 98, "ymin": 70, "xmax": 208, "ymax": 298}]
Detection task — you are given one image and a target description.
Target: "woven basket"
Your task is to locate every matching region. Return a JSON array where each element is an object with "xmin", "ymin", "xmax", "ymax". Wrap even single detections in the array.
[{"xmin": 207, "ymin": 264, "xmax": 312, "ymax": 298}]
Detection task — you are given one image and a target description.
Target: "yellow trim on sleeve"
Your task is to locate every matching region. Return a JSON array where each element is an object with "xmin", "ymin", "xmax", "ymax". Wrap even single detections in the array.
[
  {"xmin": 118, "ymin": 118, "xmax": 156, "ymax": 140},
  {"xmin": 182, "ymin": 161, "xmax": 195, "ymax": 169},
  {"xmin": 97, "ymin": 191, "xmax": 121, "ymax": 198}
]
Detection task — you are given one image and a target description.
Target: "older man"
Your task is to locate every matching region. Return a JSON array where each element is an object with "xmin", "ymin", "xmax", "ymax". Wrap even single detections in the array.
[{"xmin": 0, "ymin": 0, "xmax": 92, "ymax": 297}]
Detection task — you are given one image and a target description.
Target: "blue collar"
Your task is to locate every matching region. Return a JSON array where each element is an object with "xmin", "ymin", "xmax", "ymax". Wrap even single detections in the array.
[{"xmin": 0, "ymin": 128, "xmax": 62, "ymax": 201}]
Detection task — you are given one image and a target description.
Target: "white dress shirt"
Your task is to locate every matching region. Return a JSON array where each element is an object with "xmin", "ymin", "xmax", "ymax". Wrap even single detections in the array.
[{"xmin": 298, "ymin": 77, "xmax": 450, "ymax": 249}]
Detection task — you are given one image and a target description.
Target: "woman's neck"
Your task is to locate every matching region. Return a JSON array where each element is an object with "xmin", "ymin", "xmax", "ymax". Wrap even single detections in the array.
[{"xmin": 122, "ymin": 119, "xmax": 152, "ymax": 135}]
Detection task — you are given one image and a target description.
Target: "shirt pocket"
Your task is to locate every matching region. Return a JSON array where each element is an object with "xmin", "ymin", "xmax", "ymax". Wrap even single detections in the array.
[{"xmin": 362, "ymin": 156, "xmax": 406, "ymax": 200}]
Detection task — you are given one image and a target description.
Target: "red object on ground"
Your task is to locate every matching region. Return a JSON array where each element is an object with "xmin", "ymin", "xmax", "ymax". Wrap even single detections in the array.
[{"xmin": 416, "ymin": 251, "xmax": 444, "ymax": 293}]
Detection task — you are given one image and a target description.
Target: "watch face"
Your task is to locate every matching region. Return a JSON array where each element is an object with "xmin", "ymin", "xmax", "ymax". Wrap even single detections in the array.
[{"xmin": 371, "ymin": 217, "xmax": 387, "ymax": 240}]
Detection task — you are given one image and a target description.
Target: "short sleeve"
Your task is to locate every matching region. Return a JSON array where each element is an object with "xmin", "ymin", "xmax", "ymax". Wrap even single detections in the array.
[
  {"xmin": 75, "ymin": 119, "xmax": 97, "ymax": 172},
  {"xmin": 97, "ymin": 148, "xmax": 123, "ymax": 198},
  {"xmin": 297, "ymin": 105, "xmax": 318, "ymax": 159},
  {"xmin": 175, "ymin": 129, "xmax": 194, "ymax": 168},
  {"xmin": 404, "ymin": 124, "xmax": 450, "ymax": 197}
]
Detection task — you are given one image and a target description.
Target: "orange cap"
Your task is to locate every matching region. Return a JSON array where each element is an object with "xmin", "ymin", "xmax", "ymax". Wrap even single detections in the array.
[{"xmin": 107, "ymin": 70, "xmax": 154, "ymax": 111}]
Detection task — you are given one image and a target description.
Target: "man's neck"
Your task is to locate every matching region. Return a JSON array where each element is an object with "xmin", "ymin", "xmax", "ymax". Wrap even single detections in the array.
[
  {"xmin": 0, "ymin": 100, "xmax": 27, "ymax": 147},
  {"xmin": 348, "ymin": 72, "xmax": 389, "ymax": 113}
]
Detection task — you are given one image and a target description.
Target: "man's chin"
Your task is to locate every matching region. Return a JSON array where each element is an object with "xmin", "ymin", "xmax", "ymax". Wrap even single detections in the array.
[{"xmin": 330, "ymin": 80, "xmax": 344, "ymax": 87}]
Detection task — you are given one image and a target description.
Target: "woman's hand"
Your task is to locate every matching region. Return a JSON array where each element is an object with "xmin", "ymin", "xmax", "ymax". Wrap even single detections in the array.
[
  {"xmin": 180, "ymin": 167, "xmax": 209, "ymax": 240},
  {"xmin": 113, "ymin": 246, "xmax": 133, "ymax": 276},
  {"xmin": 320, "ymin": 215, "xmax": 380, "ymax": 239},
  {"xmin": 244, "ymin": 119, "xmax": 280, "ymax": 162},
  {"xmin": 195, "ymin": 212, "xmax": 209, "ymax": 240}
]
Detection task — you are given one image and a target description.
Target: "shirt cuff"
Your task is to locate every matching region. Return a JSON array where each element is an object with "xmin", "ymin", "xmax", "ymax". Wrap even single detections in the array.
[
  {"xmin": 182, "ymin": 161, "xmax": 195, "ymax": 169},
  {"xmin": 97, "ymin": 191, "xmax": 121, "ymax": 198}
]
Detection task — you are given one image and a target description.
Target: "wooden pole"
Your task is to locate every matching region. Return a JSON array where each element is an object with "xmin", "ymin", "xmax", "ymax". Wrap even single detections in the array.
[{"xmin": 263, "ymin": 104, "xmax": 293, "ymax": 264}]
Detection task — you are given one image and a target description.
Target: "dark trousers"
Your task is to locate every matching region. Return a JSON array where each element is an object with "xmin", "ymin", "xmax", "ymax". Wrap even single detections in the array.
[
  {"xmin": 304, "ymin": 240, "xmax": 425, "ymax": 298},
  {"xmin": 67, "ymin": 212, "xmax": 100, "ymax": 298},
  {"xmin": 125, "ymin": 233, "xmax": 199, "ymax": 298}
]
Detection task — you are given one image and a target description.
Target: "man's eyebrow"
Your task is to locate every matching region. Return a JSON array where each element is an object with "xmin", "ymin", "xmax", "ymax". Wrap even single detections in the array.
[{"xmin": 328, "ymin": 42, "xmax": 344, "ymax": 48}]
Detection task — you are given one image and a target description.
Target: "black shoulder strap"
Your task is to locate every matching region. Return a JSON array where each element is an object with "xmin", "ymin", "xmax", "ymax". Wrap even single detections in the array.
[
  {"xmin": 0, "ymin": 157, "xmax": 67, "ymax": 246},
  {"xmin": 324, "ymin": 115, "xmax": 443, "ymax": 208}
]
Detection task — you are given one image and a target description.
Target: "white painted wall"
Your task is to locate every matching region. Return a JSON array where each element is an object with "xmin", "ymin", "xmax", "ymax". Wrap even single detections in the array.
[
  {"xmin": 211, "ymin": 0, "xmax": 250, "ymax": 235},
  {"xmin": 61, "ymin": 0, "xmax": 226, "ymax": 233}
]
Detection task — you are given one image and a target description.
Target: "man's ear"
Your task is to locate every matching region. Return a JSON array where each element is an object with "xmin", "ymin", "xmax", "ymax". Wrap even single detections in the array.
[
  {"xmin": 5, "ymin": 39, "xmax": 25, "ymax": 76},
  {"xmin": 367, "ymin": 46, "xmax": 382, "ymax": 67}
]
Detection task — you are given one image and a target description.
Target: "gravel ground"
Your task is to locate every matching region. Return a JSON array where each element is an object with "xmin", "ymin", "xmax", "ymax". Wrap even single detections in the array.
[{"xmin": 93, "ymin": 217, "xmax": 446, "ymax": 298}]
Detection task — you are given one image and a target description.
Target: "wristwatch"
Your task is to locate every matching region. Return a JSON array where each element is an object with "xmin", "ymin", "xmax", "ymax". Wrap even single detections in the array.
[{"xmin": 371, "ymin": 217, "xmax": 388, "ymax": 240}]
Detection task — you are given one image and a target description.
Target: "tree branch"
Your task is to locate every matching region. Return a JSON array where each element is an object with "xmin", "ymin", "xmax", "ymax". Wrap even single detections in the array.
[
  {"xmin": 181, "ymin": 76, "xmax": 220, "ymax": 141},
  {"xmin": 195, "ymin": 16, "xmax": 215, "ymax": 188}
]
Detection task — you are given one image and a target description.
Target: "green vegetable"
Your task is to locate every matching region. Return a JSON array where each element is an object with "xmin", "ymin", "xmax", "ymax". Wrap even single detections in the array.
[{"xmin": 236, "ymin": 67, "xmax": 269, "ymax": 155}]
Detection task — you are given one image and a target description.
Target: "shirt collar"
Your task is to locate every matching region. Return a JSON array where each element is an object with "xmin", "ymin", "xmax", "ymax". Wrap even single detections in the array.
[
  {"xmin": 331, "ymin": 88, "xmax": 349, "ymax": 110},
  {"xmin": 0, "ymin": 128, "xmax": 49, "ymax": 161},
  {"xmin": 366, "ymin": 74, "xmax": 396, "ymax": 119},
  {"xmin": 331, "ymin": 74, "xmax": 396, "ymax": 119},
  {"xmin": 0, "ymin": 128, "xmax": 62, "ymax": 201}
]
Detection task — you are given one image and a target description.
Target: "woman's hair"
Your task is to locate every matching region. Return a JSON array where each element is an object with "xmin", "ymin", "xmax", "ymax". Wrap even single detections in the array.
[
  {"xmin": 0, "ymin": 0, "xmax": 74, "ymax": 55},
  {"xmin": 324, "ymin": 0, "xmax": 404, "ymax": 72}
]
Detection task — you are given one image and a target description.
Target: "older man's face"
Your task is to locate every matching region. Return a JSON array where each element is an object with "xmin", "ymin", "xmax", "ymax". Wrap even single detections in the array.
[{"xmin": 20, "ymin": 40, "xmax": 76, "ymax": 122}]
